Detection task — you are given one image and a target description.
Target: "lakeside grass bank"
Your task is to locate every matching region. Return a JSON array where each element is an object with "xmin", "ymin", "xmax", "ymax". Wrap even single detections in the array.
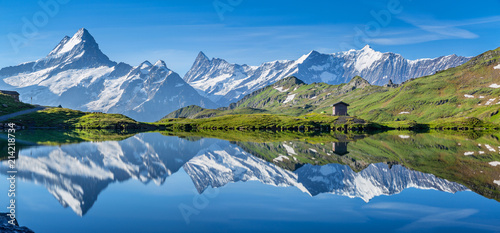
[{"xmin": 2, "ymin": 107, "xmax": 500, "ymax": 132}]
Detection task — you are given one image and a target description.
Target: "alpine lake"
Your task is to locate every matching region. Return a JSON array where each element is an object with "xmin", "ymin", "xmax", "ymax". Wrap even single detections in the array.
[{"xmin": 1, "ymin": 129, "xmax": 500, "ymax": 233}]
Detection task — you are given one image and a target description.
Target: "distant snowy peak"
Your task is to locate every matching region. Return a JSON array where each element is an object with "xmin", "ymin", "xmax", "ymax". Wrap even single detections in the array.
[
  {"xmin": 352, "ymin": 46, "xmax": 384, "ymax": 72},
  {"xmin": 154, "ymin": 60, "xmax": 168, "ymax": 69},
  {"xmin": 48, "ymin": 36, "xmax": 71, "ymax": 56},
  {"xmin": 33, "ymin": 28, "xmax": 116, "ymax": 71},
  {"xmin": 134, "ymin": 60, "xmax": 171, "ymax": 78},
  {"xmin": 48, "ymin": 28, "xmax": 91, "ymax": 56},
  {"xmin": 138, "ymin": 60, "xmax": 153, "ymax": 73},
  {"xmin": 0, "ymin": 28, "xmax": 217, "ymax": 122},
  {"xmin": 184, "ymin": 46, "xmax": 470, "ymax": 105},
  {"xmin": 196, "ymin": 51, "xmax": 210, "ymax": 64}
]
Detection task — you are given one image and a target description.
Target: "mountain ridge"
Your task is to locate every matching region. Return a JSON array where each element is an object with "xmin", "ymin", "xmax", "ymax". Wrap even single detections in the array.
[
  {"xmin": 184, "ymin": 45, "xmax": 470, "ymax": 105},
  {"xmin": 166, "ymin": 46, "xmax": 500, "ymax": 125},
  {"xmin": 0, "ymin": 28, "xmax": 217, "ymax": 122}
]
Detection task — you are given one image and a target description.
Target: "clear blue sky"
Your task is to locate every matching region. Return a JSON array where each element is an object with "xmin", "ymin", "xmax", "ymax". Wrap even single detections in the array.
[{"xmin": 1, "ymin": 0, "xmax": 499, "ymax": 76}]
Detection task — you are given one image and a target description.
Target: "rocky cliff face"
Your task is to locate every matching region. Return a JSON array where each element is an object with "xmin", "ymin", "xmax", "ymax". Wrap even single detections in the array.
[{"xmin": 0, "ymin": 213, "xmax": 34, "ymax": 233}]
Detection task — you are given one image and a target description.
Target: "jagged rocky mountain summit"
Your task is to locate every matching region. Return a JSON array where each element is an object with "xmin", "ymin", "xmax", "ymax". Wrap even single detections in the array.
[
  {"xmin": 0, "ymin": 28, "xmax": 216, "ymax": 122},
  {"xmin": 184, "ymin": 46, "xmax": 470, "ymax": 105}
]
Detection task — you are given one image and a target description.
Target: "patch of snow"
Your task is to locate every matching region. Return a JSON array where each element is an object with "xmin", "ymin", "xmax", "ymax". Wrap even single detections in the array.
[
  {"xmin": 490, "ymin": 84, "xmax": 500, "ymax": 88},
  {"xmin": 399, "ymin": 135, "xmax": 410, "ymax": 139},
  {"xmin": 309, "ymin": 148, "xmax": 317, "ymax": 153},
  {"xmin": 489, "ymin": 161, "xmax": 500, "ymax": 166},
  {"xmin": 464, "ymin": 152, "xmax": 474, "ymax": 156},
  {"xmin": 486, "ymin": 98, "xmax": 496, "ymax": 105},
  {"xmin": 273, "ymin": 155, "xmax": 289, "ymax": 162},
  {"xmin": 274, "ymin": 86, "xmax": 289, "ymax": 92},
  {"xmin": 464, "ymin": 94, "xmax": 474, "ymax": 98},
  {"xmin": 399, "ymin": 112, "xmax": 410, "ymax": 114},
  {"xmin": 485, "ymin": 144, "xmax": 496, "ymax": 152},
  {"xmin": 494, "ymin": 64, "xmax": 500, "ymax": 70},
  {"xmin": 311, "ymin": 96, "xmax": 317, "ymax": 99},
  {"xmin": 479, "ymin": 151, "xmax": 485, "ymax": 154},
  {"xmin": 494, "ymin": 180, "xmax": 500, "ymax": 186},
  {"xmin": 479, "ymin": 96, "xmax": 485, "ymax": 99},
  {"xmin": 283, "ymin": 144, "xmax": 297, "ymax": 155},
  {"xmin": 283, "ymin": 94, "xmax": 297, "ymax": 104}
]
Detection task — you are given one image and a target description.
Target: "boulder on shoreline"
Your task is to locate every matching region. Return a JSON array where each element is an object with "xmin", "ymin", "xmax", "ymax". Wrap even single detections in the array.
[{"xmin": 0, "ymin": 213, "xmax": 34, "ymax": 233}]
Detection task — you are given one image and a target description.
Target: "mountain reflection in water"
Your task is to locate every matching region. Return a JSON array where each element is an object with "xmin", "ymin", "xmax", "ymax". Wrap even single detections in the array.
[{"xmin": 3, "ymin": 131, "xmax": 495, "ymax": 217}]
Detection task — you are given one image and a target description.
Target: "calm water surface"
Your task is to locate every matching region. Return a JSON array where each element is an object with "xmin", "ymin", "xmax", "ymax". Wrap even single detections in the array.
[{"xmin": 1, "ymin": 131, "xmax": 500, "ymax": 233}]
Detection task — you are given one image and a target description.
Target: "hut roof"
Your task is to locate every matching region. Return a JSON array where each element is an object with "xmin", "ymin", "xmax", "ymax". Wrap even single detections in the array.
[
  {"xmin": 0, "ymin": 90, "xmax": 19, "ymax": 95},
  {"xmin": 331, "ymin": 101, "xmax": 350, "ymax": 107}
]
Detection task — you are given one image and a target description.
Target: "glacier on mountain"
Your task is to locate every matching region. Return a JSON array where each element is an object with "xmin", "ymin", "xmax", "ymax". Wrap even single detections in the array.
[
  {"xmin": 184, "ymin": 46, "xmax": 470, "ymax": 105},
  {"xmin": 0, "ymin": 28, "xmax": 472, "ymax": 120},
  {"xmin": 0, "ymin": 28, "xmax": 216, "ymax": 122}
]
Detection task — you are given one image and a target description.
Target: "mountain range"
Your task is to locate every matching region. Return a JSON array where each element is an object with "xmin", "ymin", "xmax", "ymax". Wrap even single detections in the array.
[
  {"xmin": 184, "ymin": 46, "xmax": 470, "ymax": 105},
  {"xmin": 168, "ymin": 46, "xmax": 500, "ymax": 125},
  {"xmin": 0, "ymin": 28, "xmax": 470, "ymax": 121},
  {"xmin": 0, "ymin": 28, "xmax": 216, "ymax": 122}
]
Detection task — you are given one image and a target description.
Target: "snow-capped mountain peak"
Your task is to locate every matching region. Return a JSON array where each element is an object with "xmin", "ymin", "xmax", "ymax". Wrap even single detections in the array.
[
  {"xmin": 153, "ymin": 60, "xmax": 168, "ymax": 70},
  {"xmin": 47, "ymin": 28, "xmax": 97, "ymax": 57},
  {"xmin": 360, "ymin": 44, "xmax": 373, "ymax": 51},
  {"xmin": 184, "ymin": 46, "xmax": 470, "ymax": 105},
  {"xmin": 196, "ymin": 51, "xmax": 210, "ymax": 63},
  {"xmin": 139, "ymin": 60, "xmax": 153, "ymax": 73},
  {"xmin": 353, "ymin": 45, "xmax": 384, "ymax": 72},
  {"xmin": 296, "ymin": 50, "xmax": 321, "ymax": 64},
  {"xmin": 0, "ymin": 28, "xmax": 217, "ymax": 122}
]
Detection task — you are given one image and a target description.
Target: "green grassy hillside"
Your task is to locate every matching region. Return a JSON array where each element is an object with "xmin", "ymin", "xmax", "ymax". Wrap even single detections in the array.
[
  {"xmin": 158, "ymin": 113, "xmax": 380, "ymax": 131},
  {"xmin": 164, "ymin": 47, "xmax": 500, "ymax": 127},
  {"xmin": 0, "ymin": 93, "xmax": 34, "ymax": 116},
  {"xmin": 6, "ymin": 108, "xmax": 155, "ymax": 130}
]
